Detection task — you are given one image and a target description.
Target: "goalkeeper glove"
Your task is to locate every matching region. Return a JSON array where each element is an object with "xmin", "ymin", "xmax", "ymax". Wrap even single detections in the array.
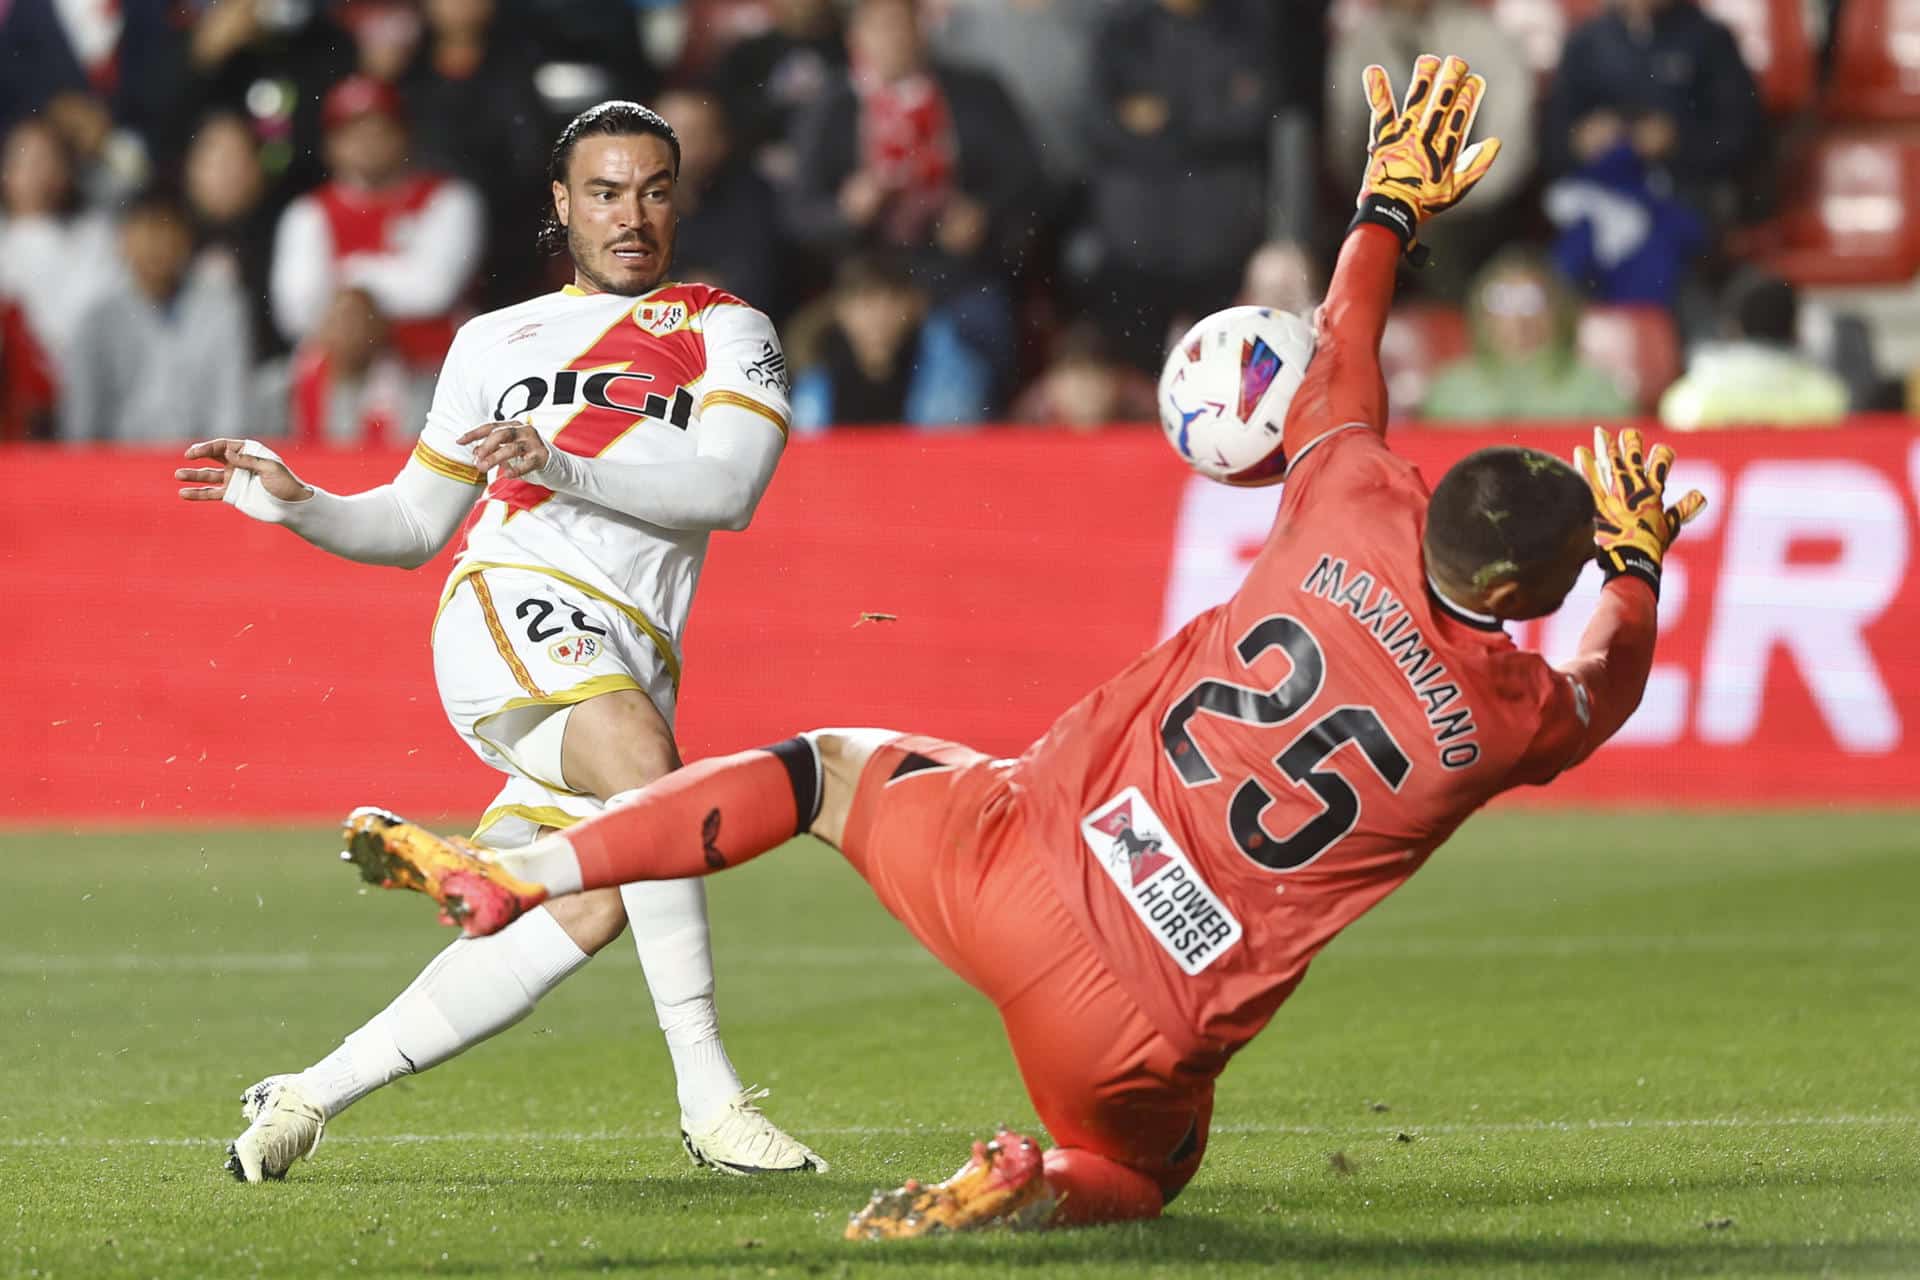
[
  {"xmin": 1350, "ymin": 53, "xmax": 1503, "ymax": 264},
  {"xmin": 1574, "ymin": 426, "xmax": 1708, "ymax": 597}
]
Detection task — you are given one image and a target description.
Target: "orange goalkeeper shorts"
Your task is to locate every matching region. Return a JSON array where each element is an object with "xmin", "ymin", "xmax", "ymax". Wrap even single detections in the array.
[{"xmin": 838, "ymin": 734, "xmax": 1214, "ymax": 1202}]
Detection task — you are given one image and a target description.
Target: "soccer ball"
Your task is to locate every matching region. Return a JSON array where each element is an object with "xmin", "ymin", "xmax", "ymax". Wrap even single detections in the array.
[{"xmin": 1157, "ymin": 306, "xmax": 1316, "ymax": 486}]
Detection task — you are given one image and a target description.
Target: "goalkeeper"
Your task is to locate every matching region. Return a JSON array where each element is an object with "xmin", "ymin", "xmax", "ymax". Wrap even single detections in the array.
[{"xmin": 339, "ymin": 55, "xmax": 1705, "ymax": 1237}]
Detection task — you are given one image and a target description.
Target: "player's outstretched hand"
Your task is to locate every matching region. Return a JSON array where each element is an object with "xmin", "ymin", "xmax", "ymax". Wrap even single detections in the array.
[
  {"xmin": 1352, "ymin": 53, "xmax": 1502, "ymax": 258},
  {"xmin": 459, "ymin": 420, "xmax": 550, "ymax": 478},
  {"xmin": 176, "ymin": 439, "xmax": 312, "ymax": 504},
  {"xmin": 1574, "ymin": 426, "xmax": 1707, "ymax": 597}
]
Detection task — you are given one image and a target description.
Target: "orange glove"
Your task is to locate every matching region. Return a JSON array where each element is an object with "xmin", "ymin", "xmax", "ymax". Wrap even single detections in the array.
[
  {"xmin": 1574, "ymin": 426, "xmax": 1708, "ymax": 597},
  {"xmin": 1350, "ymin": 54, "xmax": 1503, "ymax": 263}
]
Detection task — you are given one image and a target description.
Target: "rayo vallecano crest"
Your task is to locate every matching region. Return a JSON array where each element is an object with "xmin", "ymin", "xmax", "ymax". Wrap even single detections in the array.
[{"xmin": 632, "ymin": 300, "xmax": 690, "ymax": 337}]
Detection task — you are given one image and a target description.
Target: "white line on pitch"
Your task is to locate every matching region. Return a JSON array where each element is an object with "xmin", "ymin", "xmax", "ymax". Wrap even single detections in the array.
[
  {"xmin": 0, "ymin": 948, "xmax": 932, "ymax": 974},
  {"xmin": 2, "ymin": 931, "xmax": 1909, "ymax": 975},
  {"xmin": 1337, "ymin": 933, "xmax": 1912, "ymax": 957},
  {"xmin": 3, "ymin": 1114, "xmax": 1913, "ymax": 1149}
]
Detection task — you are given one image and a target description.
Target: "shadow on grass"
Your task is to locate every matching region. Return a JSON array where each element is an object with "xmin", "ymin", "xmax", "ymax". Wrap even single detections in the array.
[
  {"xmin": 414, "ymin": 1222, "xmax": 1914, "ymax": 1277},
  {"xmin": 376, "ymin": 1172, "xmax": 1916, "ymax": 1276}
]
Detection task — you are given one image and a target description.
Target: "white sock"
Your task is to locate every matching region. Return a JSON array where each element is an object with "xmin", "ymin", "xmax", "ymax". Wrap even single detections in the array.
[
  {"xmin": 506, "ymin": 831, "xmax": 586, "ymax": 896},
  {"xmin": 292, "ymin": 906, "xmax": 589, "ymax": 1116},
  {"xmin": 618, "ymin": 877, "xmax": 744, "ymax": 1128}
]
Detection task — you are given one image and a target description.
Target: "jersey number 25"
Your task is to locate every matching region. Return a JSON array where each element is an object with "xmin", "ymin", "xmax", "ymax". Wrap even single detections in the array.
[{"xmin": 1161, "ymin": 615, "xmax": 1410, "ymax": 872}]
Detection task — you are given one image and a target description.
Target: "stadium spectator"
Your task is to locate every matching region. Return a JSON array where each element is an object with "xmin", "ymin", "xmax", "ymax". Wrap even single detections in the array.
[
  {"xmin": 42, "ymin": 90, "xmax": 151, "ymax": 211},
  {"xmin": 185, "ymin": 111, "xmax": 283, "ymax": 360},
  {"xmin": 1659, "ymin": 269, "xmax": 1849, "ymax": 429},
  {"xmin": 711, "ymin": 0, "xmax": 846, "ymax": 185},
  {"xmin": 0, "ymin": 0, "xmax": 189, "ymax": 159},
  {"xmin": 784, "ymin": 0, "xmax": 1042, "ymax": 386},
  {"xmin": 1325, "ymin": 0, "xmax": 1532, "ymax": 297},
  {"xmin": 1010, "ymin": 321, "xmax": 1158, "ymax": 430},
  {"xmin": 656, "ymin": 87, "xmax": 781, "ymax": 317},
  {"xmin": 401, "ymin": 0, "xmax": 552, "ymax": 205},
  {"xmin": 791, "ymin": 253, "xmax": 993, "ymax": 431},
  {"xmin": 929, "ymin": 0, "xmax": 1105, "ymax": 186},
  {"xmin": 60, "ymin": 189, "xmax": 252, "ymax": 442},
  {"xmin": 184, "ymin": 0, "xmax": 358, "ymax": 193},
  {"xmin": 1543, "ymin": 0, "xmax": 1766, "ymax": 228},
  {"xmin": 1238, "ymin": 240, "xmax": 1321, "ymax": 315},
  {"xmin": 269, "ymin": 75, "xmax": 484, "ymax": 369},
  {"xmin": 0, "ymin": 295, "xmax": 57, "ymax": 441},
  {"xmin": 254, "ymin": 285, "xmax": 436, "ymax": 446},
  {"xmin": 399, "ymin": 0, "xmax": 551, "ymax": 309},
  {"xmin": 1422, "ymin": 250, "xmax": 1635, "ymax": 422},
  {"xmin": 1544, "ymin": 138, "xmax": 1707, "ymax": 308},
  {"xmin": 1080, "ymin": 0, "xmax": 1278, "ymax": 371},
  {"xmin": 0, "ymin": 118, "xmax": 119, "ymax": 395},
  {"xmin": 342, "ymin": 0, "xmax": 424, "ymax": 84}
]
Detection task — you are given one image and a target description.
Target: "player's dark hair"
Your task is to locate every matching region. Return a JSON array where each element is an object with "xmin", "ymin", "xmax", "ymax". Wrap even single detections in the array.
[
  {"xmin": 537, "ymin": 100, "xmax": 680, "ymax": 256},
  {"xmin": 1424, "ymin": 446, "xmax": 1595, "ymax": 594}
]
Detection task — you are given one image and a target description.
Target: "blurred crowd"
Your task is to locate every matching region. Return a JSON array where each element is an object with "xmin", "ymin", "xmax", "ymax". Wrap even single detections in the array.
[{"xmin": 0, "ymin": 0, "xmax": 1908, "ymax": 444}]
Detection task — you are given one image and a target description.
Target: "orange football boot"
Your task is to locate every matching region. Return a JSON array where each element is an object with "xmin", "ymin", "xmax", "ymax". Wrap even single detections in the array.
[
  {"xmin": 339, "ymin": 806, "xmax": 547, "ymax": 936},
  {"xmin": 845, "ymin": 1129, "xmax": 1054, "ymax": 1240}
]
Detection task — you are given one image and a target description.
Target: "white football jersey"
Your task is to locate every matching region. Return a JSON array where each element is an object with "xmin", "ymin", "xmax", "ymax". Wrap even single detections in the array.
[{"xmin": 412, "ymin": 282, "xmax": 791, "ymax": 685}]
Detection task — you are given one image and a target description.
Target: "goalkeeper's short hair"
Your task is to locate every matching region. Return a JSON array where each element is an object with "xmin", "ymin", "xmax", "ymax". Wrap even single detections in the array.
[{"xmin": 1423, "ymin": 446, "xmax": 1595, "ymax": 593}]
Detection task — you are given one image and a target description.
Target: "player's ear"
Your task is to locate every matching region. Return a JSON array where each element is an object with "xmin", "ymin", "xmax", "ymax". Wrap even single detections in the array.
[
  {"xmin": 552, "ymin": 180, "xmax": 569, "ymax": 229},
  {"xmin": 1481, "ymin": 578, "xmax": 1525, "ymax": 617}
]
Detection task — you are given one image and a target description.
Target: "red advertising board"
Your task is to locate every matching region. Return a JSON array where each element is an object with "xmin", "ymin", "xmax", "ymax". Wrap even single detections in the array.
[{"xmin": 2, "ymin": 424, "xmax": 1915, "ymax": 824}]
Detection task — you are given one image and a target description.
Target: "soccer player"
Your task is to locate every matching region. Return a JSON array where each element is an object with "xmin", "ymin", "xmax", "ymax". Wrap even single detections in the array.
[
  {"xmin": 342, "ymin": 56, "xmax": 1705, "ymax": 1234},
  {"xmin": 175, "ymin": 102, "xmax": 824, "ymax": 1180}
]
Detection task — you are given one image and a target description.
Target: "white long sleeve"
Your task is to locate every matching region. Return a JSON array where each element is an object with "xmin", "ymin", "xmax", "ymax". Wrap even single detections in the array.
[
  {"xmin": 338, "ymin": 181, "xmax": 486, "ymax": 320},
  {"xmin": 528, "ymin": 400, "xmax": 786, "ymax": 532},
  {"xmin": 224, "ymin": 442, "xmax": 481, "ymax": 569}
]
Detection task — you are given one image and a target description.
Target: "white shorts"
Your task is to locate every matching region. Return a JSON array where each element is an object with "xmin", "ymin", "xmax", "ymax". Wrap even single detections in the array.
[
  {"xmin": 471, "ymin": 773, "xmax": 606, "ymax": 850},
  {"xmin": 432, "ymin": 564, "xmax": 679, "ymax": 822}
]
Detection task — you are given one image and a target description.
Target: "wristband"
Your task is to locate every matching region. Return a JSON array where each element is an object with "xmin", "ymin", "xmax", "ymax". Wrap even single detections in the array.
[
  {"xmin": 1348, "ymin": 193, "xmax": 1431, "ymax": 267},
  {"xmin": 1596, "ymin": 545, "xmax": 1661, "ymax": 598}
]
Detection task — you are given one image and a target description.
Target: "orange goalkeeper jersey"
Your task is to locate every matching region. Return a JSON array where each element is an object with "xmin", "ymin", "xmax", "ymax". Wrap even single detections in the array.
[{"xmin": 1012, "ymin": 226, "xmax": 1654, "ymax": 1069}]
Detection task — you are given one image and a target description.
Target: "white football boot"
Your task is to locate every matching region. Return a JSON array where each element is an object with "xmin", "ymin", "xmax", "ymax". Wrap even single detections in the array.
[
  {"xmin": 224, "ymin": 1075, "xmax": 327, "ymax": 1182},
  {"xmin": 681, "ymin": 1087, "xmax": 828, "ymax": 1175}
]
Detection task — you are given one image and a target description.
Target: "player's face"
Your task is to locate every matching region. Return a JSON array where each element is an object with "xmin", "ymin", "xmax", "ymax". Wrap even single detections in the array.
[{"xmin": 555, "ymin": 134, "xmax": 678, "ymax": 297}]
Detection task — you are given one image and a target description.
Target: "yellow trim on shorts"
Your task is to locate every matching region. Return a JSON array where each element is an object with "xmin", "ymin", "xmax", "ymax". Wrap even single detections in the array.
[
  {"xmin": 473, "ymin": 803, "xmax": 585, "ymax": 844},
  {"xmin": 700, "ymin": 389, "xmax": 789, "ymax": 436},
  {"xmin": 484, "ymin": 673, "xmax": 646, "ymax": 719},
  {"xmin": 467, "ymin": 573, "xmax": 546, "ymax": 699},
  {"xmin": 412, "ymin": 441, "xmax": 485, "ymax": 485},
  {"xmin": 470, "ymin": 673, "xmax": 647, "ymax": 797},
  {"xmin": 438, "ymin": 561, "xmax": 682, "ymax": 689}
]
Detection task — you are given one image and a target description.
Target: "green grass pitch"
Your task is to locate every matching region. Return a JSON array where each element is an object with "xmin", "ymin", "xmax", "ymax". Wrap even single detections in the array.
[{"xmin": 3, "ymin": 811, "xmax": 1916, "ymax": 1278}]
